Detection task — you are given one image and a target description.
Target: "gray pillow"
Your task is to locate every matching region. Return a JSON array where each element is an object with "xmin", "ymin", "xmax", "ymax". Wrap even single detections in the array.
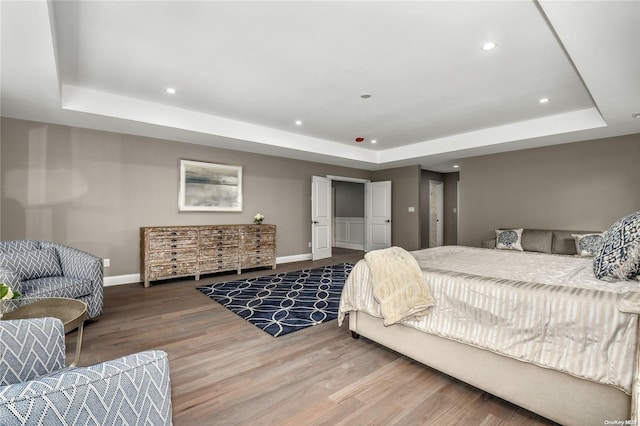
[{"xmin": 521, "ymin": 230, "xmax": 553, "ymax": 253}]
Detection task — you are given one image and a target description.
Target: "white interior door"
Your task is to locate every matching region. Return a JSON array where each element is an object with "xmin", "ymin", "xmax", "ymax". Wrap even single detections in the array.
[
  {"xmin": 311, "ymin": 176, "xmax": 331, "ymax": 260},
  {"xmin": 429, "ymin": 180, "xmax": 444, "ymax": 247},
  {"xmin": 365, "ymin": 181, "xmax": 392, "ymax": 251}
]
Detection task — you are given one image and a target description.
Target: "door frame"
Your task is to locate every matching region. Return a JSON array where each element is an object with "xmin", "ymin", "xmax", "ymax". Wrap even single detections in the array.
[{"xmin": 326, "ymin": 175, "xmax": 370, "ymax": 252}]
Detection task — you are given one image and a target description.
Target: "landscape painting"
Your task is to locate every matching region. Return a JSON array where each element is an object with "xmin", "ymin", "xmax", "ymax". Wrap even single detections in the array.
[{"xmin": 179, "ymin": 160, "xmax": 243, "ymax": 212}]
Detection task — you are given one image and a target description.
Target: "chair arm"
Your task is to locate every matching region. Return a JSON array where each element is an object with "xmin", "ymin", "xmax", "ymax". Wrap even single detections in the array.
[
  {"xmin": 0, "ymin": 350, "xmax": 172, "ymax": 425},
  {"xmin": 0, "ymin": 318, "xmax": 66, "ymax": 386},
  {"xmin": 0, "ymin": 268, "xmax": 21, "ymax": 295}
]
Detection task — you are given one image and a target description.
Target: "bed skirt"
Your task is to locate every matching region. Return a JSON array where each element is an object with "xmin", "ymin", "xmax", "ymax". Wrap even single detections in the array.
[{"xmin": 348, "ymin": 311, "xmax": 630, "ymax": 425}]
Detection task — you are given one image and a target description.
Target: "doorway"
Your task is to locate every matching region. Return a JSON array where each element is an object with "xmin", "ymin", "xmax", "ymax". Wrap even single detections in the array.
[
  {"xmin": 311, "ymin": 176, "xmax": 392, "ymax": 260},
  {"xmin": 429, "ymin": 180, "xmax": 444, "ymax": 247}
]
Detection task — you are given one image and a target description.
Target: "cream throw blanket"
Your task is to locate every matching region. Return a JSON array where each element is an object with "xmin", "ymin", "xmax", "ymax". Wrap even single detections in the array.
[{"xmin": 364, "ymin": 246, "xmax": 435, "ymax": 326}]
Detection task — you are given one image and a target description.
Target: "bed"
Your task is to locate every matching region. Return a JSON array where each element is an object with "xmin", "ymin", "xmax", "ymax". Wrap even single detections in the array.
[{"xmin": 338, "ymin": 246, "xmax": 640, "ymax": 425}]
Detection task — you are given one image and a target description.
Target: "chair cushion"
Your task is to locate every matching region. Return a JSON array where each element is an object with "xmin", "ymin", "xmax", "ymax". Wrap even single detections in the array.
[
  {"xmin": 0, "ymin": 248, "xmax": 62, "ymax": 281},
  {"xmin": 20, "ymin": 277, "xmax": 93, "ymax": 299}
]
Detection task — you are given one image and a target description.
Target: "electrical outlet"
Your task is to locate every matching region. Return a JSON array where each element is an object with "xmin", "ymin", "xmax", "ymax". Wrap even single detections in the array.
[{"xmin": 103, "ymin": 258, "xmax": 110, "ymax": 268}]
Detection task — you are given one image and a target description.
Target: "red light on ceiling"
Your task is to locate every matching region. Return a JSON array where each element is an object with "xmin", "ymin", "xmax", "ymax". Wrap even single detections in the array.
[{"xmin": 355, "ymin": 137, "xmax": 364, "ymax": 142}]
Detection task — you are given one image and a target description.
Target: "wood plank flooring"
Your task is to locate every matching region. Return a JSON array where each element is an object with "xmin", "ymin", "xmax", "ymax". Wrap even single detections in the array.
[{"xmin": 67, "ymin": 249, "xmax": 555, "ymax": 425}]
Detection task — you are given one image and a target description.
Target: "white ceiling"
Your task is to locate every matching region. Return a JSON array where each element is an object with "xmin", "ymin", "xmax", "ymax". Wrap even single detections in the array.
[{"xmin": 1, "ymin": 1, "xmax": 639, "ymax": 172}]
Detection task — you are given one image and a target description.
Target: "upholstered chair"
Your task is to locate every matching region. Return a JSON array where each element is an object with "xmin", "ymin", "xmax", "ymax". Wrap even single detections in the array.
[
  {"xmin": 0, "ymin": 318, "xmax": 172, "ymax": 425},
  {"xmin": 0, "ymin": 240, "xmax": 103, "ymax": 318}
]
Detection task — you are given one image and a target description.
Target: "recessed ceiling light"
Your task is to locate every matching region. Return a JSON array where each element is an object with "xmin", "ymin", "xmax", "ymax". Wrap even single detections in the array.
[
  {"xmin": 166, "ymin": 87, "xmax": 176, "ymax": 95},
  {"xmin": 360, "ymin": 94, "xmax": 372, "ymax": 99},
  {"xmin": 371, "ymin": 139, "xmax": 377, "ymax": 144},
  {"xmin": 481, "ymin": 42, "xmax": 497, "ymax": 51},
  {"xmin": 539, "ymin": 98, "xmax": 549, "ymax": 104},
  {"xmin": 453, "ymin": 164, "xmax": 459, "ymax": 169},
  {"xmin": 295, "ymin": 120, "xmax": 303, "ymax": 126}
]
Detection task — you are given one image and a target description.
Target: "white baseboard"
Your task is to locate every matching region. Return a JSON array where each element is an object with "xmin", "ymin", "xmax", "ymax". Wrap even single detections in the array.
[
  {"xmin": 335, "ymin": 242, "xmax": 365, "ymax": 251},
  {"xmin": 276, "ymin": 253, "xmax": 312, "ymax": 263},
  {"xmin": 104, "ymin": 253, "xmax": 314, "ymax": 286},
  {"xmin": 104, "ymin": 273, "xmax": 141, "ymax": 287}
]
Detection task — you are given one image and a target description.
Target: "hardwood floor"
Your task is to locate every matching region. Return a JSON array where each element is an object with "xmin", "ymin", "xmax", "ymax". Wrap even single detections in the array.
[{"xmin": 68, "ymin": 250, "xmax": 555, "ymax": 425}]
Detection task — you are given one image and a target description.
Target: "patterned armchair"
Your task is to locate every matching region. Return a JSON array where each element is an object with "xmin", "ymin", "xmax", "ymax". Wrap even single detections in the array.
[
  {"xmin": 0, "ymin": 240, "xmax": 103, "ymax": 318},
  {"xmin": 0, "ymin": 318, "xmax": 172, "ymax": 425}
]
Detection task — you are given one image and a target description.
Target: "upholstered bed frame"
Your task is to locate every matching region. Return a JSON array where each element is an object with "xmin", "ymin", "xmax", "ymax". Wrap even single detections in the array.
[{"xmin": 348, "ymin": 304, "xmax": 638, "ymax": 425}]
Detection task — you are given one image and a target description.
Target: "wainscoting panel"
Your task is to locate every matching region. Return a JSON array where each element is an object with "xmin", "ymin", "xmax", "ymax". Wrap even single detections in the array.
[{"xmin": 335, "ymin": 217, "xmax": 365, "ymax": 250}]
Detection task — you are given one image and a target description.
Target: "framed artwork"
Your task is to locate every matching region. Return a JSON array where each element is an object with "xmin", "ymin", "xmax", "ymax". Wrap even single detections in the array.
[{"xmin": 178, "ymin": 160, "xmax": 243, "ymax": 212}]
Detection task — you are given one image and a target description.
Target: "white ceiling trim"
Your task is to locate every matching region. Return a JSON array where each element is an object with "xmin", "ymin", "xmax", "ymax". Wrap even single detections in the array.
[
  {"xmin": 61, "ymin": 84, "xmax": 380, "ymax": 165},
  {"xmin": 379, "ymin": 107, "xmax": 606, "ymax": 162},
  {"xmin": 61, "ymin": 83, "xmax": 606, "ymax": 166}
]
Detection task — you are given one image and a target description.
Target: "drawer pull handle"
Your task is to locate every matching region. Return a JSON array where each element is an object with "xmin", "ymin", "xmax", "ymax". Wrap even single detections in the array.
[
  {"xmin": 171, "ymin": 258, "xmax": 177, "ymax": 261},
  {"xmin": 171, "ymin": 232, "xmax": 177, "ymax": 236},
  {"xmin": 171, "ymin": 252, "xmax": 177, "ymax": 255},
  {"xmin": 171, "ymin": 245, "xmax": 177, "ymax": 248}
]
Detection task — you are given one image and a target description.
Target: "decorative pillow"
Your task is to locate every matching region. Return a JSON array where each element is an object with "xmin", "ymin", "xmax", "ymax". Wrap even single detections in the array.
[
  {"xmin": 593, "ymin": 211, "xmax": 640, "ymax": 280},
  {"xmin": 0, "ymin": 248, "xmax": 63, "ymax": 281},
  {"xmin": 572, "ymin": 233, "xmax": 604, "ymax": 257},
  {"xmin": 495, "ymin": 229, "xmax": 524, "ymax": 251}
]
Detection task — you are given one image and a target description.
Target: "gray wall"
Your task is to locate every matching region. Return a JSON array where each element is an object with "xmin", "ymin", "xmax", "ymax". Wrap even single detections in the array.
[
  {"xmin": 333, "ymin": 181, "xmax": 364, "ymax": 217},
  {"xmin": 459, "ymin": 134, "xmax": 640, "ymax": 247},
  {"xmin": 372, "ymin": 165, "xmax": 422, "ymax": 251},
  {"xmin": 1, "ymin": 118, "xmax": 372, "ymax": 277}
]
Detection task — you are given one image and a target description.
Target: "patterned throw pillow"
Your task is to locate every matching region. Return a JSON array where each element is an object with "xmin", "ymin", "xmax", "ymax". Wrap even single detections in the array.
[
  {"xmin": 0, "ymin": 248, "xmax": 63, "ymax": 281},
  {"xmin": 593, "ymin": 211, "xmax": 640, "ymax": 280},
  {"xmin": 495, "ymin": 229, "xmax": 524, "ymax": 251},
  {"xmin": 572, "ymin": 233, "xmax": 604, "ymax": 257}
]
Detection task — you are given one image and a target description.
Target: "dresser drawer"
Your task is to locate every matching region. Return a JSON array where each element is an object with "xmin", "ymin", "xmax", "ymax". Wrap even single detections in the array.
[
  {"xmin": 149, "ymin": 262, "xmax": 197, "ymax": 278},
  {"xmin": 200, "ymin": 247, "xmax": 239, "ymax": 260},
  {"xmin": 241, "ymin": 242, "xmax": 275, "ymax": 252},
  {"xmin": 241, "ymin": 253, "xmax": 275, "ymax": 267},
  {"xmin": 148, "ymin": 234, "xmax": 197, "ymax": 251},
  {"xmin": 241, "ymin": 232, "xmax": 275, "ymax": 245},
  {"xmin": 199, "ymin": 238, "xmax": 238, "ymax": 249},
  {"xmin": 199, "ymin": 259, "xmax": 239, "ymax": 272},
  {"xmin": 148, "ymin": 249, "xmax": 197, "ymax": 263}
]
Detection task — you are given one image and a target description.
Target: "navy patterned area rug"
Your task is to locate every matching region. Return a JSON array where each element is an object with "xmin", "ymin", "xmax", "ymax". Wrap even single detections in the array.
[{"xmin": 196, "ymin": 263, "xmax": 353, "ymax": 337}]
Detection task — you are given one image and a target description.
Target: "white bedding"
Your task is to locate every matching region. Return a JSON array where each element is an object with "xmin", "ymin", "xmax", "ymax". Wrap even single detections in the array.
[{"xmin": 338, "ymin": 246, "xmax": 640, "ymax": 394}]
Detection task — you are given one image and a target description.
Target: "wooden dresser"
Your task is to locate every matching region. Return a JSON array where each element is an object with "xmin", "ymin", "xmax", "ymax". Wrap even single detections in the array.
[{"xmin": 140, "ymin": 224, "xmax": 276, "ymax": 287}]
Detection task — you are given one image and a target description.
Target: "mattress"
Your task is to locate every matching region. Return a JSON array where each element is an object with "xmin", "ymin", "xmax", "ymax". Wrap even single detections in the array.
[{"xmin": 338, "ymin": 246, "xmax": 639, "ymax": 394}]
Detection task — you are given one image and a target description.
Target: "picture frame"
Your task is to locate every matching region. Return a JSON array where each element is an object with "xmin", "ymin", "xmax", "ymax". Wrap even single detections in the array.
[{"xmin": 178, "ymin": 159, "xmax": 243, "ymax": 212}]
